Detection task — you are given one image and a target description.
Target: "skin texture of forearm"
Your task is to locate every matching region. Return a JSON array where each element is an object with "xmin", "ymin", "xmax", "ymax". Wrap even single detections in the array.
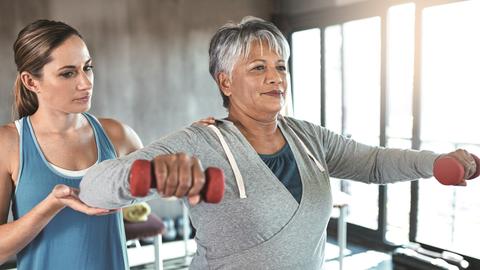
[{"xmin": 0, "ymin": 195, "xmax": 63, "ymax": 264}]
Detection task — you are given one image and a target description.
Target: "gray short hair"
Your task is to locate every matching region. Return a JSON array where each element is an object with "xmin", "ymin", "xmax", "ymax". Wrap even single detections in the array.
[{"xmin": 209, "ymin": 16, "xmax": 290, "ymax": 108}]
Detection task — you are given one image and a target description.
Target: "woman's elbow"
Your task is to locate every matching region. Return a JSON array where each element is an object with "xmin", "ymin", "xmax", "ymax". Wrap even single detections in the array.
[{"xmin": 0, "ymin": 250, "xmax": 14, "ymax": 266}]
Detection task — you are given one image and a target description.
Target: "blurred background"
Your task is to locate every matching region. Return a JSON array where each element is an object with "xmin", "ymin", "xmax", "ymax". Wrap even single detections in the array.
[{"xmin": 1, "ymin": 0, "xmax": 479, "ymax": 269}]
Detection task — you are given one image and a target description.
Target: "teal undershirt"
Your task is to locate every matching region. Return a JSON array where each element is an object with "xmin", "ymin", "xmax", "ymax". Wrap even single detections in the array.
[{"xmin": 259, "ymin": 143, "xmax": 302, "ymax": 203}]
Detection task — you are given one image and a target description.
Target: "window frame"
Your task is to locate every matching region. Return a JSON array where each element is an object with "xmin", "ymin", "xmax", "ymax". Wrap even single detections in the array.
[{"xmin": 276, "ymin": 0, "xmax": 480, "ymax": 267}]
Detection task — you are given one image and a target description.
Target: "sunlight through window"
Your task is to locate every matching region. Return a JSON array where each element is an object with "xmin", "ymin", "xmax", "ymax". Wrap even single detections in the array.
[
  {"xmin": 291, "ymin": 29, "xmax": 321, "ymax": 124},
  {"xmin": 418, "ymin": 0, "xmax": 480, "ymax": 259}
]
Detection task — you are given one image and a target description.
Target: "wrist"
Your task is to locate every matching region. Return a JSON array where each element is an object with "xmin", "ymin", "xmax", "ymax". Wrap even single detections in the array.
[{"xmin": 45, "ymin": 192, "xmax": 66, "ymax": 213}]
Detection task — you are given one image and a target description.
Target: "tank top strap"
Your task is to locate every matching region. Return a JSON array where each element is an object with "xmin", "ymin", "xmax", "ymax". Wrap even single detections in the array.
[
  {"xmin": 82, "ymin": 113, "xmax": 117, "ymax": 160},
  {"xmin": 13, "ymin": 117, "xmax": 28, "ymax": 194}
]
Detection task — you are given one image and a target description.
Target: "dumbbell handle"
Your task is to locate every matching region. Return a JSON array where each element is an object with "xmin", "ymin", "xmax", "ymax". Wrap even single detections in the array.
[
  {"xmin": 129, "ymin": 159, "xmax": 225, "ymax": 203},
  {"xmin": 433, "ymin": 154, "xmax": 480, "ymax": 185}
]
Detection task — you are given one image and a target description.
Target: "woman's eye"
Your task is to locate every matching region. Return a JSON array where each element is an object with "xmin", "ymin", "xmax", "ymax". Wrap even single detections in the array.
[
  {"xmin": 253, "ymin": 65, "xmax": 265, "ymax": 71},
  {"xmin": 84, "ymin": 65, "xmax": 94, "ymax": 72},
  {"xmin": 277, "ymin": 65, "xmax": 286, "ymax": 71},
  {"xmin": 61, "ymin": 71, "xmax": 75, "ymax": 78}
]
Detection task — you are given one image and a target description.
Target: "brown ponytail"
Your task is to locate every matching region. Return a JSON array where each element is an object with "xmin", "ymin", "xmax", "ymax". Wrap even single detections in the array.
[
  {"xmin": 13, "ymin": 74, "xmax": 39, "ymax": 119},
  {"xmin": 12, "ymin": 19, "xmax": 82, "ymax": 119}
]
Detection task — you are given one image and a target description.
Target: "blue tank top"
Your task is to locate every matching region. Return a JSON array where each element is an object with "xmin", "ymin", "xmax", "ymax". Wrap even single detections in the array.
[{"xmin": 12, "ymin": 113, "xmax": 129, "ymax": 270}]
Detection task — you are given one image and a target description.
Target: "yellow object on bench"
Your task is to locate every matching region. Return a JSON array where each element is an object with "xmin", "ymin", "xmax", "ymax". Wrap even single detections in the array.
[{"xmin": 122, "ymin": 202, "xmax": 151, "ymax": 223}]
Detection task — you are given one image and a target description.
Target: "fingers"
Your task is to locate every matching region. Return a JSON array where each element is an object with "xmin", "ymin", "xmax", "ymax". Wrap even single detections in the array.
[
  {"xmin": 52, "ymin": 185, "xmax": 114, "ymax": 215},
  {"xmin": 53, "ymin": 184, "xmax": 75, "ymax": 198},
  {"xmin": 60, "ymin": 195, "xmax": 111, "ymax": 215},
  {"xmin": 69, "ymin": 199, "xmax": 111, "ymax": 215},
  {"xmin": 163, "ymin": 156, "xmax": 179, "ymax": 197},
  {"xmin": 195, "ymin": 116, "xmax": 216, "ymax": 126},
  {"xmin": 188, "ymin": 157, "xmax": 205, "ymax": 198},
  {"xmin": 457, "ymin": 150, "xmax": 476, "ymax": 179},
  {"xmin": 152, "ymin": 153, "xmax": 205, "ymax": 200},
  {"xmin": 73, "ymin": 204, "xmax": 111, "ymax": 215},
  {"xmin": 153, "ymin": 157, "xmax": 168, "ymax": 195},
  {"xmin": 174, "ymin": 154, "xmax": 192, "ymax": 197},
  {"xmin": 447, "ymin": 149, "xmax": 477, "ymax": 179},
  {"xmin": 456, "ymin": 180, "xmax": 467, "ymax": 186},
  {"xmin": 188, "ymin": 195, "xmax": 201, "ymax": 206},
  {"xmin": 463, "ymin": 151, "xmax": 477, "ymax": 179},
  {"xmin": 76, "ymin": 205, "xmax": 111, "ymax": 215}
]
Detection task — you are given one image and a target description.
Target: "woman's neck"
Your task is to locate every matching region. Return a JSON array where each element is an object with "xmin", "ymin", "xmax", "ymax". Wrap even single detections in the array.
[
  {"xmin": 29, "ymin": 109, "xmax": 85, "ymax": 134},
  {"xmin": 227, "ymin": 109, "xmax": 285, "ymax": 154},
  {"xmin": 227, "ymin": 110, "xmax": 278, "ymax": 138}
]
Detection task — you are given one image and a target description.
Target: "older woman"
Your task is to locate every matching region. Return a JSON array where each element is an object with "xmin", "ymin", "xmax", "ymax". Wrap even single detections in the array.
[{"xmin": 79, "ymin": 16, "xmax": 477, "ymax": 269}]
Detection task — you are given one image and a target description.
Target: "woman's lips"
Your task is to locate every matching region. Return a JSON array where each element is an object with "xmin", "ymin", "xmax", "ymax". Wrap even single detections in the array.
[
  {"xmin": 262, "ymin": 90, "xmax": 285, "ymax": 97},
  {"xmin": 74, "ymin": 95, "xmax": 91, "ymax": 103}
]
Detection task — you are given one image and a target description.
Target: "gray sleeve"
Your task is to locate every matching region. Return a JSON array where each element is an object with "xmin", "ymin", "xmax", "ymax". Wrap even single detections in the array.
[
  {"xmin": 319, "ymin": 126, "xmax": 440, "ymax": 184},
  {"xmin": 79, "ymin": 128, "xmax": 198, "ymax": 209}
]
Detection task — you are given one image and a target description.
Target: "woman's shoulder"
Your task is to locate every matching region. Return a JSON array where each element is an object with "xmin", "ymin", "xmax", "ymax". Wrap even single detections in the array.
[
  {"xmin": 282, "ymin": 116, "xmax": 322, "ymax": 135},
  {"xmin": 0, "ymin": 123, "xmax": 19, "ymax": 170},
  {"xmin": 283, "ymin": 116, "xmax": 344, "ymax": 143},
  {"xmin": 97, "ymin": 117, "xmax": 143, "ymax": 156},
  {"xmin": 0, "ymin": 123, "xmax": 18, "ymax": 146},
  {"xmin": 187, "ymin": 120, "xmax": 237, "ymax": 143},
  {"xmin": 97, "ymin": 117, "xmax": 127, "ymax": 134}
]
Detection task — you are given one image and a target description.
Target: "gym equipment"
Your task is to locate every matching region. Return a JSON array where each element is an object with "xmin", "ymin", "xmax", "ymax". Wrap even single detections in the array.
[
  {"xmin": 392, "ymin": 244, "xmax": 468, "ymax": 270},
  {"xmin": 124, "ymin": 214, "xmax": 165, "ymax": 270},
  {"xmin": 161, "ymin": 217, "xmax": 177, "ymax": 242},
  {"xmin": 129, "ymin": 159, "xmax": 225, "ymax": 203},
  {"xmin": 433, "ymin": 154, "xmax": 480, "ymax": 185},
  {"xmin": 175, "ymin": 215, "xmax": 192, "ymax": 240}
]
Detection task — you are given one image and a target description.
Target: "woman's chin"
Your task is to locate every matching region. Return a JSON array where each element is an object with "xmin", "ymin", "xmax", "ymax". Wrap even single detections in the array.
[
  {"xmin": 68, "ymin": 104, "xmax": 91, "ymax": 114},
  {"xmin": 265, "ymin": 102, "xmax": 285, "ymax": 114},
  {"xmin": 261, "ymin": 106, "xmax": 283, "ymax": 117}
]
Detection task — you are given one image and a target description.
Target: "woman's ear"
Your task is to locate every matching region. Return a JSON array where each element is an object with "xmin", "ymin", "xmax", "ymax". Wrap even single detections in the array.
[
  {"xmin": 20, "ymin": 71, "xmax": 40, "ymax": 93},
  {"xmin": 217, "ymin": 72, "xmax": 232, "ymax": 97}
]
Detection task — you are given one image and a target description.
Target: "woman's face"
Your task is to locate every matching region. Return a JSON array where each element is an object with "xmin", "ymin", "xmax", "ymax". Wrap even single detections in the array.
[
  {"xmin": 223, "ymin": 40, "xmax": 288, "ymax": 119},
  {"xmin": 35, "ymin": 35, "xmax": 94, "ymax": 114}
]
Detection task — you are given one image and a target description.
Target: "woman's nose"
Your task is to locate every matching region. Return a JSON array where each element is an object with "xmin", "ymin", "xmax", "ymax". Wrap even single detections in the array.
[
  {"xmin": 78, "ymin": 71, "xmax": 93, "ymax": 90},
  {"xmin": 266, "ymin": 69, "xmax": 283, "ymax": 85}
]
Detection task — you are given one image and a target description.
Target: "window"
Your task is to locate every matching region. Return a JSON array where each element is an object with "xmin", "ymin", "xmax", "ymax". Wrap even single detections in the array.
[
  {"xmin": 288, "ymin": 0, "xmax": 480, "ymax": 264},
  {"xmin": 385, "ymin": 3, "xmax": 415, "ymax": 245},
  {"xmin": 293, "ymin": 18, "xmax": 382, "ymax": 231},
  {"xmin": 417, "ymin": 0, "xmax": 480, "ymax": 259},
  {"xmin": 324, "ymin": 26, "xmax": 343, "ymax": 134},
  {"xmin": 291, "ymin": 29, "xmax": 321, "ymax": 124},
  {"xmin": 337, "ymin": 17, "xmax": 381, "ymax": 230}
]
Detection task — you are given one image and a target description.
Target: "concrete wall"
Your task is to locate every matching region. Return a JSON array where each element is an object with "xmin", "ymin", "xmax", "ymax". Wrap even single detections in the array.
[{"xmin": 0, "ymin": 0, "xmax": 274, "ymax": 144}]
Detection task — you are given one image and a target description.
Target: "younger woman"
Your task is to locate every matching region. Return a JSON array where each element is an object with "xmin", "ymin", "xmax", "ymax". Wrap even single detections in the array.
[{"xmin": 0, "ymin": 20, "xmax": 142, "ymax": 270}]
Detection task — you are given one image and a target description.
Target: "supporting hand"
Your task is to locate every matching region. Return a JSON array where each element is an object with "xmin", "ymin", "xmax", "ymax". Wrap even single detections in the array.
[{"xmin": 49, "ymin": 184, "xmax": 115, "ymax": 215}]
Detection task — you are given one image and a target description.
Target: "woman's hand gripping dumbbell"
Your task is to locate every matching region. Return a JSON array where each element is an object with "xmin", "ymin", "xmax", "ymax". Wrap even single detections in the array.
[
  {"xmin": 129, "ymin": 154, "xmax": 225, "ymax": 205},
  {"xmin": 433, "ymin": 150, "xmax": 480, "ymax": 186}
]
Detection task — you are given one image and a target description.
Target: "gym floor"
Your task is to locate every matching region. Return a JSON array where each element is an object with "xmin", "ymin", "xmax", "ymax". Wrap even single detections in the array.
[
  {"xmin": 1, "ymin": 237, "xmax": 392, "ymax": 270},
  {"xmin": 130, "ymin": 237, "xmax": 393, "ymax": 270}
]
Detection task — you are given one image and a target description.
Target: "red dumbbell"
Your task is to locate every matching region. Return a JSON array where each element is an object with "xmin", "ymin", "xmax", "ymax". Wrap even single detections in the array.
[
  {"xmin": 129, "ymin": 159, "xmax": 225, "ymax": 203},
  {"xmin": 433, "ymin": 154, "xmax": 480, "ymax": 185}
]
